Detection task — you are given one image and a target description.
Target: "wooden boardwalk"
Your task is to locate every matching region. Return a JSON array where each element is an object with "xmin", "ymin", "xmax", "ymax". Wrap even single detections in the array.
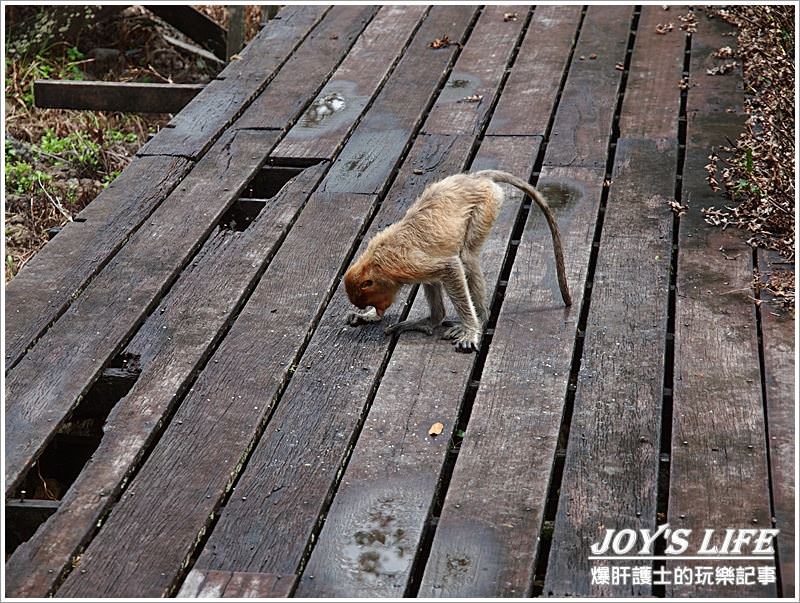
[{"xmin": 5, "ymin": 6, "xmax": 794, "ymax": 598}]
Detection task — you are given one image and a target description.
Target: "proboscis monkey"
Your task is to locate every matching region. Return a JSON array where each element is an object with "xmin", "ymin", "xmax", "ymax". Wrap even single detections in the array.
[{"xmin": 344, "ymin": 170, "xmax": 571, "ymax": 352}]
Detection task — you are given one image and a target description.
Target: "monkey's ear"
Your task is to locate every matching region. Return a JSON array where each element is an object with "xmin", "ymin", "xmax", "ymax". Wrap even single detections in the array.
[{"xmin": 360, "ymin": 279, "xmax": 373, "ymax": 289}]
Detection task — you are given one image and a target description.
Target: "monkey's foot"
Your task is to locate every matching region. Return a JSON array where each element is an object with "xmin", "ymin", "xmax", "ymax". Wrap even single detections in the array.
[
  {"xmin": 384, "ymin": 317, "xmax": 440, "ymax": 336},
  {"xmin": 442, "ymin": 323, "xmax": 480, "ymax": 353}
]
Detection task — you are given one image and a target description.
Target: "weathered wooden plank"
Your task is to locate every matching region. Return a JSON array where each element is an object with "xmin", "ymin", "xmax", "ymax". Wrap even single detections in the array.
[
  {"xmin": 544, "ymin": 141, "xmax": 674, "ymax": 599},
  {"xmin": 272, "ymin": 5, "xmax": 428, "ymax": 160},
  {"xmin": 138, "ymin": 5, "xmax": 328, "ymax": 157},
  {"xmin": 234, "ymin": 6, "xmax": 377, "ymax": 132},
  {"xmin": 317, "ymin": 7, "xmax": 480, "ymax": 196},
  {"xmin": 5, "ymin": 128, "xmax": 281, "ymax": 497},
  {"xmin": 147, "ymin": 5, "xmax": 227, "ymax": 59},
  {"xmin": 177, "ymin": 569, "xmax": 296, "ymax": 598},
  {"xmin": 618, "ymin": 8, "xmax": 686, "ymax": 140},
  {"xmin": 544, "ymin": 6, "xmax": 683, "ymax": 596},
  {"xmin": 5, "ymin": 6, "xmax": 369, "ymax": 374},
  {"xmin": 758, "ymin": 251, "xmax": 795, "ymax": 599},
  {"xmin": 422, "ymin": 5, "xmax": 528, "ymax": 135},
  {"xmin": 544, "ymin": 6, "xmax": 631, "ymax": 169},
  {"xmin": 33, "ymin": 80, "xmax": 204, "ymax": 113},
  {"xmin": 5, "ymin": 155, "xmax": 191, "ymax": 370},
  {"xmin": 55, "ymin": 7, "xmax": 477, "ymax": 597},
  {"xmin": 4, "ymin": 165, "xmax": 327, "ymax": 597},
  {"xmin": 226, "ymin": 5, "xmax": 246, "ymax": 60},
  {"xmin": 297, "ymin": 135, "xmax": 541, "ymax": 598},
  {"xmin": 486, "ymin": 5, "xmax": 582, "ymax": 136},
  {"xmin": 666, "ymin": 13, "xmax": 775, "ymax": 597}
]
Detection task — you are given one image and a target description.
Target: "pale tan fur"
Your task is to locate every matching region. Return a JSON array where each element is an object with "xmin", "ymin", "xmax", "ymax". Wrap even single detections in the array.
[{"xmin": 345, "ymin": 170, "xmax": 570, "ymax": 353}]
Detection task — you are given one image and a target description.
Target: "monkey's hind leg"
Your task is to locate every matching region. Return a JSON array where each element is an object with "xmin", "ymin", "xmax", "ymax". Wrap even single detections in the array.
[
  {"xmin": 440, "ymin": 259, "xmax": 482, "ymax": 353},
  {"xmin": 384, "ymin": 283, "xmax": 445, "ymax": 336},
  {"xmin": 461, "ymin": 252, "xmax": 489, "ymax": 323}
]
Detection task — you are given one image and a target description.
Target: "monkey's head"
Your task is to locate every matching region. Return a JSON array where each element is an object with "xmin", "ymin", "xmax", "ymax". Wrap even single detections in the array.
[{"xmin": 344, "ymin": 263, "xmax": 399, "ymax": 317}]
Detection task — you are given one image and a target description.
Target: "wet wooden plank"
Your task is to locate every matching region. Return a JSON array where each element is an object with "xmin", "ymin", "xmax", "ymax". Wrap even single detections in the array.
[
  {"xmin": 618, "ymin": 7, "xmax": 687, "ymax": 140},
  {"xmin": 5, "ymin": 128, "xmax": 281, "ymax": 497},
  {"xmin": 5, "ymin": 155, "xmax": 191, "ymax": 370},
  {"xmin": 666, "ymin": 13, "xmax": 775, "ymax": 597},
  {"xmin": 55, "ymin": 7, "xmax": 477, "ymax": 597},
  {"xmin": 4, "ymin": 165, "xmax": 327, "ymax": 597},
  {"xmin": 272, "ymin": 5, "xmax": 427, "ymax": 159},
  {"xmin": 544, "ymin": 141, "xmax": 674, "ymax": 599},
  {"xmin": 33, "ymin": 80, "xmax": 204, "ymax": 113},
  {"xmin": 317, "ymin": 7, "xmax": 479, "ymax": 196},
  {"xmin": 486, "ymin": 5, "xmax": 582, "ymax": 136},
  {"xmin": 235, "ymin": 5, "xmax": 378, "ymax": 131},
  {"xmin": 543, "ymin": 6, "xmax": 631, "ymax": 169},
  {"xmin": 177, "ymin": 569, "xmax": 296, "ymax": 597},
  {"xmin": 422, "ymin": 5, "xmax": 528, "ymax": 135},
  {"xmin": 297, "ymin": 135, "xmax": 541, "ymax": 598},
  {"xmin": 138, "ymin": 5, "xmax": 327, "ymax": 157},
  {"xmin": 758, "ymin": 251, "xmax": 795, "ymax": 599},
  {"xmin": 545, "ymin": 6, "xmax": 684, "ymax": 596}
]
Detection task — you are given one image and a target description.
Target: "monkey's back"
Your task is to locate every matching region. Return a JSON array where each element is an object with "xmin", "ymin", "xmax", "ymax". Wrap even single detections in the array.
[{"xmin": 399, "ymin": 174, "xmax": 501, "ymax": 256}]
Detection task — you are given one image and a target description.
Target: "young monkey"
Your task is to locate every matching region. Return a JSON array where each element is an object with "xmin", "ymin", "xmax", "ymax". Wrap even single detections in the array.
[{"xmin": 344, "ymin": 170, "xmax": 571, "ymax": 352}]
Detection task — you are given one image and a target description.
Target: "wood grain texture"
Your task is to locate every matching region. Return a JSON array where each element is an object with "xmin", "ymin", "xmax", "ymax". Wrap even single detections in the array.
[
  {"xmin": 758, "ymin": 251, "xmax": 795, "ymax": 599},
  {"xmin": 422, "ymin": 5, "xmax": 528, "ymax": 135},
  {"xmin": 297, "ymin": 136, "xmax": 540, "ymax": 598},
  {"xmin": 544, "ymin": 6, "xmax": 631, "ymax": 169},
  {"xmin": 545, "ymin": 7, "xmax": 683, "ymax": 594},
  {"xmin": 5, "ymin": 129, "xmax": 280, "ymax": 497},
  {"xmin": 55, "ymin": 8, "xmax": 477, "ymax": 597},
  {"xmin": 618, "ymin": 6, "xmax": 688, "ymax": 140},
  {"xmin": 272, "ymin": 5, "xmax": 427, "ymax": 159},
  {"xmin": 147, "ymin": 5, "xmax": 227, "ymax": 59},
  {"xmin": 4, "ymin": 165, "xmax": 327, "ymax": 598},
  {"xmin": 319, "ymin": 5, "xmax": 478, "ymax": 195},
  {"xmin": 5, "ymin": 155, "xmax": 191, "ymax": 370},
  {"xmin": 487, "ymin": 5, "xmax": 582, "ymax": 136},
  {"xmin": 544, "ymin": 141, "xmax": 674, "ymax": 599},
  {"xmin": 138, "ymin": 5, "xmax": 327, "ymax": 157},
  {"xmin": 236, "ymin": 5, "xmax": 378, "ymax": 130},
  {"xmin": 666, "ymin": 13, "xmax": 775, "ymax": 597},
  {"xmin": 177, "ymin": 569, "xmax": 296, "ymax": 597}
]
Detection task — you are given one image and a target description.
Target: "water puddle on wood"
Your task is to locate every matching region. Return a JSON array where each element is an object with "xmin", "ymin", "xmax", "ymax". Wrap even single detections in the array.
[{"xmin": 340, "ymin": 501, "xmax": 410, "ymax": 583}]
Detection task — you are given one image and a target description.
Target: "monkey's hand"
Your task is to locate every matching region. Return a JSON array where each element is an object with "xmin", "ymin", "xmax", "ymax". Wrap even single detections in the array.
[
  {"xmin": 442, "ymin": 322, "xmax": 480, "ymax": 353},
  {"xmin": 346, "ymin": 307, "xmax": 382, "ymax": 326}
]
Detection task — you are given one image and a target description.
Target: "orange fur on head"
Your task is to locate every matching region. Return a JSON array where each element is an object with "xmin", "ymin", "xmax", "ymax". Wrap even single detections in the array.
[{"xmin": 343, "ymin": 261, "xmax": 400, "ymax": 316}]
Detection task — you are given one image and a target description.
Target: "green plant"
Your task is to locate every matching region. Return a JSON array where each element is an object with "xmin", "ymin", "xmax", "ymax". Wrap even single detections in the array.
[
  {"xmin": 5, "ymin": 159, "xmax": 52, "ymax": 194},
  {"xmin": 39, "ymin": 128, "xmax": 101, "ymax": 172}
]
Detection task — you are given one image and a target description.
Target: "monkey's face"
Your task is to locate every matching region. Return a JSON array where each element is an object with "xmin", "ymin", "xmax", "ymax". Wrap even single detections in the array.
[{"xmin": 344, "ymin": 268, "xmax": 397, "ymax": 316}]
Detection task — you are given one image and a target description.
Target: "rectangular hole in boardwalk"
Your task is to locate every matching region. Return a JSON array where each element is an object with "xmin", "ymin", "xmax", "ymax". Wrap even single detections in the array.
[
  {"xmin": 5, "ymin": 353, "xmax": 141, "ymax": 558},
  {"xmin": 219, "ymin": 159, "xmax": 324, "ymax": 232}
]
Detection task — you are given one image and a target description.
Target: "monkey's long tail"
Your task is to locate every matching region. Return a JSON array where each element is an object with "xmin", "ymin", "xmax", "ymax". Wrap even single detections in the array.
[{"xmin": 471, "ymin": 169, "xmax": 572, "ymax": 306}]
